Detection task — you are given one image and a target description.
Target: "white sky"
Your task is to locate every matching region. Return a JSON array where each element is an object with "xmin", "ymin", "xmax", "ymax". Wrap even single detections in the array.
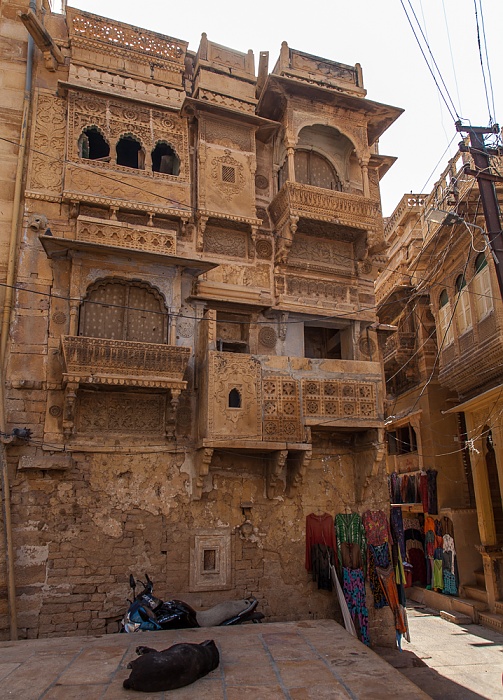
[{"xmin": 71, "ymin": 0, "xmax": 503, "ymax": 216}]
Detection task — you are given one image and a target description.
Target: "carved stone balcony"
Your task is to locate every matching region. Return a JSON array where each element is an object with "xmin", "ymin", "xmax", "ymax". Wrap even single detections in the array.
[
  {"xmin": 268, "ymin": 181, "xmax": 382, "ymax": 232},
  {"xmin": 61, "ymin": 335, "xmax": 190, "ymax": 390},
  {"xmin": 383, "ymin": 332, "xmax": 416, "ymax": 368},
  {"xmin": 75, "ymin": 216, "xmax": 177, "ymax": 256},
  {"xmin": 60, "ymin": 336, "xmax": 190, "ymax": 440}
]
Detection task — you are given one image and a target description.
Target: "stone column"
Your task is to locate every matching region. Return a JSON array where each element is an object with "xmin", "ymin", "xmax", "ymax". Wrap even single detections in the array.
[
  {"xmin": 286, "ymin": 146, "xmax": 296, "ymax": 183},
  {"xmin": 360, "ymin": 157, "xmax": 370, "ymax": 198},
  {"xmin": 465, "ymin": 411, "xmax": 496, "ymax": 546}
]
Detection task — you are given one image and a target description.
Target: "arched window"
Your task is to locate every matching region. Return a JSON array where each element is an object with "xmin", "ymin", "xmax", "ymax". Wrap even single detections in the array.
[
  {"xmin": 294, "ymin": 150, "xmax": 342, "ymax": 191},
  {"xmin": 152, "ymin": 142, "xmax": 180, "ymax": 175},
  {"xmin": 438, "ymin": 289, "xmax": 454, "ymax": 345},
  {"xmin": 78, "ymin": 280, "xmax": 168, "ymax": 344},
  {"xmin": 116, "ymin": 135, "xmax": 144, "ymax": 169},
  {"xmin": 473, "ymin": 252, "xmax": 493, "ymax": 318},
  {"xmin": 228, "ymin": 388, "xmax": 241, "ymax": 408},
  {"xmin": 78, "ymin": 127, "xmax": 110, "ymax": 161},
  {"xmin": 455, "ymin": 274, "xmax": 472, "ymax": 334}
]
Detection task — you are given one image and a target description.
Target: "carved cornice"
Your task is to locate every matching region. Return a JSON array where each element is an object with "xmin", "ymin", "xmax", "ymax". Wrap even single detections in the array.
[{"xmin": 76, "ymin": 216, "xmax": 177, "ymax": 256}]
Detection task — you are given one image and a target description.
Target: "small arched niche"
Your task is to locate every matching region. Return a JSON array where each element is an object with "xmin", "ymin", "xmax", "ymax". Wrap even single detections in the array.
[
  {"xmin": 116, "ymin": 134, "xmax": 145, "ymax": 169},
  {"xmin": 152, "ymin": 142, "xmax": 180, "ymax": 176},
  {"xmin": 228, "ymin": 388, "xmax": 242, "ymax": 408},
  {"xmin": 296, "ymin": 124, "xmax": 358, "ymax": 191},
  {"xmin": 78, "ymin": 126, "xmax": 110, "ymax": 161}
]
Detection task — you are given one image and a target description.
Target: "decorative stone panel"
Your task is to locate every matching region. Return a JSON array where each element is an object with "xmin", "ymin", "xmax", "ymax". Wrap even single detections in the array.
[
  {"xmin": 189, "ymin": 530, "xmax": 232, "ymax": 591},
  {"xmin": 302, "ymin": 379, "xmax": 377, "ymax": 421},
  {"xmin": 76, "ymin": 216, "xmax": 177, "ymax": 255},
  {"xmin": 77, "ymin": 391, "xmax": 165, "ymax": 434},
  {"xmin": 262, "ymin": 376, "xmax": 303, "ymax": 441}
]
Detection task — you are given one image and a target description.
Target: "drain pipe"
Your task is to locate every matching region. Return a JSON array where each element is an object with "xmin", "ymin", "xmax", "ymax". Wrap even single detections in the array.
[{"xmin": 0, "ymin": 0, "xmax": 36, "ymax": 641}]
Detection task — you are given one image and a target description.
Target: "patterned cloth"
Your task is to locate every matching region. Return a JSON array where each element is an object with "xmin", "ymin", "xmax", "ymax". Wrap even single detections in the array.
[
  {"xmin": 362, "ymin": 510, "xmax": 392, "ymax": 547},
  {"xmin": 368, "ymin": 543, "xmax": 389, "ymax": 609},
  {"xmin": 305, "ymin": 513, "xmax": 337, "ymax": 571},
  {"xmin": 443, "ymin": 570, "xmax": 458, "ymax": 595},
  {"xmin": 390, "ymin": 507, "xmax": 406, "ymax": 562},
  {"xmin": 342, "ymin": 567, "xmax": 370, "ymax": 646},
  {"xmin": 335, "ymin": 513, "xmax": 367, "ymax": 576}
]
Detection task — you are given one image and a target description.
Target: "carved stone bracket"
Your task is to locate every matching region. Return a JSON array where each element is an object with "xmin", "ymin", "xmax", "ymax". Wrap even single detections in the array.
[
  {"xmin": 196, "ymin": 214, "xmax": 208, "ymax": 251},
  {"xmin": 165, "ymin": 388, "xmax": 182, "ymax": 438},
  {"xmin": 286, "ymin": 448, "xmax": 312, "ymax": 497},
  {"xmin": 62, "ymin": 381, "xmax": 79, "ymax": 440},
  {"xmin": 275, "ymin": 215, "xmax": 298, "ymax": 265},
  {"xmin": 192, "ymin": 447, "xmax": 214, "ymax": 500},
  {"xmin": 266, "ymin": 450, "xmax": 288, "ymax": 499}
]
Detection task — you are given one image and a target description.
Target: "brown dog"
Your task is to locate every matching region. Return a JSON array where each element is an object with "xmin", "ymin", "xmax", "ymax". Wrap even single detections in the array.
[{"xmin": 123, "ymin": 640, "xmax": 219, "ymax": 692}]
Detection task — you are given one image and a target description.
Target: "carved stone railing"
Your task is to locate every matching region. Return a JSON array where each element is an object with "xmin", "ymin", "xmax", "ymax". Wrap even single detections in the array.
[
  {"xmin": 61, "ymin": 336, "xmax": 190, "ymax": 389},
  {"xmin": 383, "ymin": 332, "xmax": 416, "ymax": 366},
  {"xmin": 268, "ymin": 181, "xmax": 381, "ymax": 233},
  {"xmin": 76, "ymin": 216, "xmax": 177, "ymax": 256},
  {"xmin": 60, "ymin": 336, "xmax": 190, "ymax": 440},
  {"xmin": 384, "ymin": 194, "xmax": 425, "ymax": 241}
]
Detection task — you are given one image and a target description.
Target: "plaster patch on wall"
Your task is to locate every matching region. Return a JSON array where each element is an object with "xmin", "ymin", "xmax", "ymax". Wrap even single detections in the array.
[
  {"xmin": 91, "ymin": 511, "xmax": 123, "ymax": 538},
  {"xmin": 16, "ymin": 545, "xmax": 49, "ymax": 567}
]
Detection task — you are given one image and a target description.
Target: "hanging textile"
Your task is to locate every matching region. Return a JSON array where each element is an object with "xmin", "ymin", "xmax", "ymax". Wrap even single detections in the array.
[
  {"xmin": 330, "ymin": 564, "xmax": 357, "ymax": 638},
  {"xmin": 390, "ymin": 507, "xmax": 406, "ymax": 562},
  {"xmin": 427, "ymin": 469, "xmax": 438, "ymax": 514},
  {"xmin": 335, "ymin": 513, "xmax": 367, "ymax": 576},
  {"xmin": 305, "ymin": 513, "xmax": 337, "ymax": 591},
  {"xmin": 342, "ymin": 567, "xmax": 370, "ymax": 646},
  {"xmin": 305, "ymin": 513, "xmax": 337, "ymax": 571},
  {"xmin": 368, "ymin": 543, "xmax": 389, "ymax": 608}
]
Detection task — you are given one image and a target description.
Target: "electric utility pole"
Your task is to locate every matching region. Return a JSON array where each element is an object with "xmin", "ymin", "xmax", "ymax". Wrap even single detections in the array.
[{"xmin": 456, "ymin": 122, "xmax": 503, "ymax": 298}]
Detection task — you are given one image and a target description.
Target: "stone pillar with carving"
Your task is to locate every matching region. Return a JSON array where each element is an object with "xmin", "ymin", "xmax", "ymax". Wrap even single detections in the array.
[
  {"xmin": 286, "ymin": 146, "xmax": 296, "ymax": 183},
  {"xmin": 360, "ymin": 156, "xmax": 370, "ymax": 198},
  {"xmin": 68, "ymin": 255, "xmax": 82, "ymax": 336}
]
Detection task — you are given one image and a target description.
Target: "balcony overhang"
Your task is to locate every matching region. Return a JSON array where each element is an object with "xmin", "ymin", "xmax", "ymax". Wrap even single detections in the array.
[
  {"xmin": 257, "ymin": 74, "xmax": 403, "ymax": 145},
  {"xmin": 268, "ymin": 181, "xmax": 381, "ymax": 233},
  {"xmin": 39, "ymin": 234, "xmax": 217, "ymax": 275},
  {"xmin": 61, "ymin": 336, "xmax": 190, "ymax": 391}
]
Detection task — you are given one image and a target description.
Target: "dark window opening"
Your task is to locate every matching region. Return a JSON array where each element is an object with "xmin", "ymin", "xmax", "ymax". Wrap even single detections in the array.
[
  {"xmin": 222, "ymin": 165, "xmax": 236, "ymax": 183},
  {"xmin": 203, "ymin": 549, "xmax": 217, "ymax": 571},
  {"xmin": 439, "ymin": 289, "xmax": 449, "ymax": 307},
  {"xmin": 304, "ymin": 326, "xmax": 341, "ymax": 359},
  {"xmin": 455, "ymin": 274, "xmax": 467, "ymax": 293},
  {"xmin": 152, "ymin": 142, "xmax": 180, "ymax": 175},
  {"xmin": 294, "ymin": 150, "xmax": 342, "ymax": 191},
  {"xmin": 216, "ymin": 312, "xmax": 249, "ymax": 353},
  {"xmin": 116, "ymin": 135, "xmax": 144, "ymax": 169},
  {"xmin": 228, "ymin": 388, "xmax": 242, "ymax": 408},
  {"xmin": 79, "ymin": 127, "xmax": 110, "ymax": 161},
  {"xmin": 79, "ymin": 280, "xmax": 168, "ymax": 344},
  {"xmin": 278, "ymin": 159, "xmax": 288, "ymax": 190},
  {"xmin": 475, "ymin": 252, "xmax": 487, "ymax": 273},
  {"xmin": 387, "ymin": 424, "xmax": 417, "ymax": 455}
]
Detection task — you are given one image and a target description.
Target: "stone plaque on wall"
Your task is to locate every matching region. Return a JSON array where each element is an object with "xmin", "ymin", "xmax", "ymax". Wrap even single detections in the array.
[{"xmin": 189, "ymin": 529, "xmax": 232, "ymax": 592}]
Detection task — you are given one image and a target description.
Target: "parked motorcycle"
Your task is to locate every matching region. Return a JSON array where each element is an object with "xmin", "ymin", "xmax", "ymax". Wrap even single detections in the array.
[{"xmin": 121, "ymin": 574, "xmax": 264, "ymax": 632}]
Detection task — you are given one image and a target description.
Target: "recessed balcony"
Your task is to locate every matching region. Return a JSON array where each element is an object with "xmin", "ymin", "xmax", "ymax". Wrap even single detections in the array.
[
  {"xmin": 268, "ymin": 181, "xmax": 382, "ymax": 232},
  {"xmin": 383, "ymin": 332, "xmax": 416, "ymax": 368},
  {"xmin": 61, "ymin": 335, "xmax": 190, "ymax": 390}
]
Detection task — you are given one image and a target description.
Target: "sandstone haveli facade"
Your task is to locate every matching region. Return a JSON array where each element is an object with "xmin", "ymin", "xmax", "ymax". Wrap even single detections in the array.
[{"xmin": 0, "ymin": 0, "xmax": 402, "ymax": 640}]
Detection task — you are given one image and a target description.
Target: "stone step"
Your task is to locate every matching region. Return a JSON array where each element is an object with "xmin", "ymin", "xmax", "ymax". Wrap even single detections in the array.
[
  {"xmin": 451, "ymin": 596, "xmax": 487, "ymax": 617},
  {"xmin": 440, "ymin": 610, "xmax": 473, "ymax": 625},
  {"xmin": 474, "ymin": 569, "xmax": 485, "ymax": 588},
  {"xmin": 461, "ymin": 584, "xmax": 488, "ymax": 605},
  {"xmin": 478, "ymin": 611, "xmax": 503, "ymax": 633},
  {"xmin": 494, "ymin": 600, "xmax": 503, "ymax": 616},
  {"xmin": 406, "ymin": 585, "xmax": 487, "ymax": 624}
]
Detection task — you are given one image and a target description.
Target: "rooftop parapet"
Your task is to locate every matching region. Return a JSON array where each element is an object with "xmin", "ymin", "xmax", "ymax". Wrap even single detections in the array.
[
  {"xmin": 272, "ymin": 42, "xmax": 365, "ymax": 98},
  {"xmin": 66, "ymin": 7, "xmax": 188, "ymax": 90}
]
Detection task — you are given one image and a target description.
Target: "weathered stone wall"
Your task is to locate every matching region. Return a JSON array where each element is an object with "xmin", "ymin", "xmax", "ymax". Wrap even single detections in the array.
[{"xmin": 2, "ymin": 436, "xmax": 394, "ymax": 644}]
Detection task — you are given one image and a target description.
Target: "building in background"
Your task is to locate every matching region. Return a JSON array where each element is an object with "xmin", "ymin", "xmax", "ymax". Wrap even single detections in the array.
[
  {"xmin": 0, "ymin": 1, "xmax": 402, "ymax": 640},
  {"xmin": 377, "ymin": 146, "xmax": 503, "ymax": 631}
]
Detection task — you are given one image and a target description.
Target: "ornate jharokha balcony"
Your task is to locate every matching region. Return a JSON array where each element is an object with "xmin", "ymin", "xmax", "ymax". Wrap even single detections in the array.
[
  {"xmin": 61, "ymin": 336, "xmax": 190, "ymax": 390},
  {"xmin": 383, "ymin": 332, "xmax": 416, "ymax": 368},
  {"xmin": 268, "ymin": 181, "xmax": 382, "ymax": 232}
]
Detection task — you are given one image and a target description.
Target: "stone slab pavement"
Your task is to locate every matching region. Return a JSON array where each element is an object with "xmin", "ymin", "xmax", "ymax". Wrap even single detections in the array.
[
  {"xmin": 0, "ymin": 619, "xmax": 431, "ymax": 700},
  {"xmin": 375, "ymin": 604, "xmax": 503, "ymax": 700}
]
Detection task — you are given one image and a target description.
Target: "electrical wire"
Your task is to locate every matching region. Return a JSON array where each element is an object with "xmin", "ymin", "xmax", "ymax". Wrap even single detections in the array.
[
  {"xmin": 473, "ymin": 0, "xmax": 495, "ymax": 126},
  {"xmin": 399, "ymin": 0, "xmax": 460, "ymax": 122}
]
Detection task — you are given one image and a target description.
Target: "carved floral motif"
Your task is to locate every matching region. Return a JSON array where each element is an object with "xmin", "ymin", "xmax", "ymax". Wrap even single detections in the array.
[
  {"xmin": 29, "ymin": 92, "xmax": 66, "ymax": 193},
  {"xmin": 210, "ymin": 150, "xmax": 246, "ymax": 201}
]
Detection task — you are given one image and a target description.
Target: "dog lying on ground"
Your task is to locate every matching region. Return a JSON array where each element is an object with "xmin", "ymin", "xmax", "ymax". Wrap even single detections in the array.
[{"xmin": 123, "ymin": 640, "xmax": 219, "ymax": 692}]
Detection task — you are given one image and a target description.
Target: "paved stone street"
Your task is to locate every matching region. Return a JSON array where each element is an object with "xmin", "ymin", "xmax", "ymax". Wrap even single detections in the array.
[
  {"xmin": 0, "ymin": 619, "xmax": 430, "ymax": 699},
  {"xmin": 376, "ymin": 604, "xmax": 503, "ymax": 699}
]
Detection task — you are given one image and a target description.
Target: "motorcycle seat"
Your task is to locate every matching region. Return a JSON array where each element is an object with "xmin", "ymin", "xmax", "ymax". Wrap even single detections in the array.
[{"xmin": 196, "ymin": 598, "xmax": 257, "ymax": 627}]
